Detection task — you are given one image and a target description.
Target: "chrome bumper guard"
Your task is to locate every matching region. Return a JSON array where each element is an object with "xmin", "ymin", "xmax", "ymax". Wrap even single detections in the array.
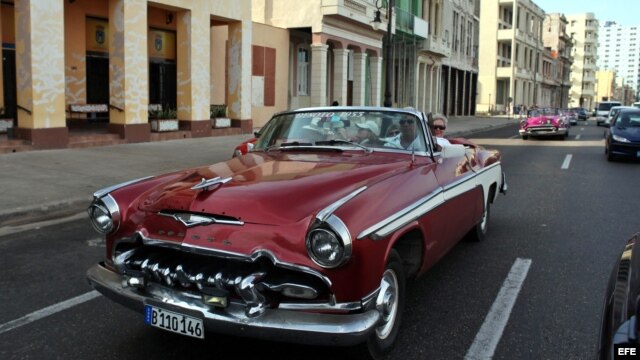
[{"xmin": 87, "ymin": 263, "xmax": 380, "ymax": 346}]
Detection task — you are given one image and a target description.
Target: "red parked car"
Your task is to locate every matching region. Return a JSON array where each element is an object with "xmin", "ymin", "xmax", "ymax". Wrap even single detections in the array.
[
  {"xmin": 86, "ymin": 107, "xmax": 507, "ymax": 358},
  {"xmin": 519, "ymin": 108, "xmax": 570, "ymax": 140}
]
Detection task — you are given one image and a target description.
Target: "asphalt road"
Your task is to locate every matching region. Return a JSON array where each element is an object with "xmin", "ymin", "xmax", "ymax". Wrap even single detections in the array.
[{"xmin": 1, "ymin": 119, "xmax": 638, "ymax": 359}]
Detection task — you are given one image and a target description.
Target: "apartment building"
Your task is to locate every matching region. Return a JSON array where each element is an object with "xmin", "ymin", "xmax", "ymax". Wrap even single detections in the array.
[
  {"xmin": 566, "ymin": 13, "xmax": 598, "ymax": 111},
  {"xmin": 477, "ymin": 0, "xmax": 545, "ymax": 114},
  {"xmin": 598, "ymin": 21, "xmax": 640, "ymax": 102},
  {"xmin": 543, "ymin": 13, "xmax": 573, "ymax": 108}
]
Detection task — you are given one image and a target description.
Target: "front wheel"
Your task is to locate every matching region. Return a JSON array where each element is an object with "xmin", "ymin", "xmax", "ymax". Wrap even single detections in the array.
[
  {"xmin": 467, "ymin": 200, "xmax": 490, "ymax": 242},
  {"xmin": 361, "ymin": 250, "xmax": 405, "ymax": 359}
]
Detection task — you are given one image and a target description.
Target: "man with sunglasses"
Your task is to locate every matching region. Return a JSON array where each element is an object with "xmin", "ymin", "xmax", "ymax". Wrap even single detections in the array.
[{"xmin": 386, "ymin": 115, "xmax": 423, "ymax": 150}]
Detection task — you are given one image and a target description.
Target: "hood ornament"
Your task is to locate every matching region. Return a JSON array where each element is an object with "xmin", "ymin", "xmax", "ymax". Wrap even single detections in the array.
[
  {"xmin": 191, "ymin": 176, "xmax": 232, "ymax": 191},
  {"xmin": 159, "ymin": 211, "xmax": 245, "ymax": 227}
]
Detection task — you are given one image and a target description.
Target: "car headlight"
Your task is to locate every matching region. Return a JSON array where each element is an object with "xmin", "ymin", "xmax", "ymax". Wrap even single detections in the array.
[
  {"xmin": 88, "ymin": 194, "xmax": 120, "ymax": 234},
  {"xmin": 613, "ymin": 134, "xmax": 630, "ymax": 143},
  {"xmin": 306, "ymin": 215, "xmax": 352, "ymax": 268}
]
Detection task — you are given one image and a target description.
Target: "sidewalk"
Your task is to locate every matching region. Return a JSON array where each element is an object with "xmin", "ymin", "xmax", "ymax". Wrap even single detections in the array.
[{"xmin": 0, "ymin": 115, "xmax": 519, "ymax": 227}]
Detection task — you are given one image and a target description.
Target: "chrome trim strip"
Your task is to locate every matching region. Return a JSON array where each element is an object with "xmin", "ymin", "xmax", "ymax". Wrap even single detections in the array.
[
  {"xmin": 357, "ymin": 188, "xmax": 444, "ymax": 240},
  {"xmin": 93, "ymin": 176, "xmax": 154, "ymax": 199},
  {"xmin": 134, "ymin": 231, "xmax": 332, "ymax": 288},
  {"xmin": 361, "ymin": 286, "xmax": 381, "ymax": 309},
  {"xmin": 278, "ymin": 300, "xmax": 363, "ymax": 312},
  {"xmin": 316, "ymin": 186, "xmax": 367, "ymax": 222},
  {"xmin": 356, "ymin": 162, "xmax": 502, "ymax": 240}
]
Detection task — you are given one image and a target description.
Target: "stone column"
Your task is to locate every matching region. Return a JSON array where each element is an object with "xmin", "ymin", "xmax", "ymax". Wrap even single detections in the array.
[
  {"xmin": 369, "ymin": 56, "xmax": 382, "ymax": 107},
  {"xmin": 332, "ymin": 49, "xmax": 348, "ymax": 106},
  {"xmin": 227, "ymin": 20, "xmax": 252, "ymax": 133},
  {"xmin": 176, "ymin": 7, "xmax": 211, "ymax": 137},
  {"xmin": 352, "ymin": 52, "xmax": 366, "ymax": 106},
  {"xmin": 108, "ymin": 0, "xmax": 149, "ymax": 142},
  {"xmin": 310, "ymin": 43, "xmax": 328, "ymax": 107},
  {"xmin": 14, "ymin": 0, "xmax": 67, "ymax": 148}
]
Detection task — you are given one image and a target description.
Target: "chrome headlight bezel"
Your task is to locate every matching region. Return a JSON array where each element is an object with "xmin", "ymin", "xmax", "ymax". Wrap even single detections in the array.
[
  {"xmin": 88, "ymin": 194, "xmax": 121, "ymax": 234},
  {"xmin": 306, "ymin": 215, "xmax": 352, "ymax": 269}
]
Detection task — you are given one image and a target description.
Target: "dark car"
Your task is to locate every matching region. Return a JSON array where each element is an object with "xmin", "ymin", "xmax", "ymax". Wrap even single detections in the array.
[
  {"xmin": 571, "ymin": 107, "xmax": 588, "ymax": 121},
  {"xmin": 605, "ymin": 109, "xmax": 640, "ymax": 161},
  {"xmin": 598, "ymin": 232, "xmax": 640, "ymax": 359}
]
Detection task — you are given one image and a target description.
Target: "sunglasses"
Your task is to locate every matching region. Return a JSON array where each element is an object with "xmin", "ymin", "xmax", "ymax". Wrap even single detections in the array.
[
  {"xmin": 399, "ymin": 119, "xmax": 414, "ymax": 125},
  {"xmin": 432, "ymin": 125, "xmax": 446, "ymax": 130}
]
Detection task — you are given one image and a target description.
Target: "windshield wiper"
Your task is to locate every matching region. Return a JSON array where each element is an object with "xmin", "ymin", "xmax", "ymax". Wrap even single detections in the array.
[
  {"xmin": 315, "ymin": 139, "xmax": 372, "ymax": 153},
  {"xmin": 264, "ymin": 141, "xmax": 314, "ymax": 153}
]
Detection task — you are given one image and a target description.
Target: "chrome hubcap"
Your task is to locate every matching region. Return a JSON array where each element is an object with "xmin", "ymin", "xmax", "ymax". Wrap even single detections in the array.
[
  {"xmin": 479, "ymin": 206, "xmax": 488, "ymax": 233},
  {"xmin": 375, "ymin": 269, "xmax": 398, "ymax": 339}
]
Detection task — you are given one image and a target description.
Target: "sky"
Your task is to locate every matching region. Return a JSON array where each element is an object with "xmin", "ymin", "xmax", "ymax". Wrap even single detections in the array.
[{"xmin": 532, "ymin": 0, "xmax": 639, "ymax": 26}]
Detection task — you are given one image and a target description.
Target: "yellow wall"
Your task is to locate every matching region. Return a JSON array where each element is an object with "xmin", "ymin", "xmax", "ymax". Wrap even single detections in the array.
[{"xmin": 251, "ymin": 22, "xmax": 289, "ymax": 127}]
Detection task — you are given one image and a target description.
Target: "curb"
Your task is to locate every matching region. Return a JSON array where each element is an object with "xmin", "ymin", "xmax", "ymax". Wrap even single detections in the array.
[{"xmin": 0, "ymin": 197, "xmax": 90, "ymax": 228}]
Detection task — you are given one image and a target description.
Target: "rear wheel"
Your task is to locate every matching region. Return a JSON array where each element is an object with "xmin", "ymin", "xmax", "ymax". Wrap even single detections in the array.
[
  {"xmin": 360, "ymin": 250, "xmax": 405, "ymax": 360},
  {"xmin": 521, "ymin": 135, "xmax": 528, "ymax": 140}
]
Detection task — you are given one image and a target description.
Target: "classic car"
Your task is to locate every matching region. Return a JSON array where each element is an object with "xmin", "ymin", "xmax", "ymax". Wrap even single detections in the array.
[
  {"xmin": 86, "ymin": 106, "xmax": 507, "ymax": 358},
  {"xmin": 604, "ymin": 108, "xmax": 640, "ymax": 161},
  {"xmin": 561, "ymin": 109, "xmax": 578, "ymax": 126},
  {"xmin": 519, "ymin": 108, "xmax": 570, "ymax": 140},
  {"xmin": 571, "ymin": 107, "xmax": 589, "ymax": 121},
  {"xmin": 598, "ymin": 232, "xmax": 640, "ymax": 359}
]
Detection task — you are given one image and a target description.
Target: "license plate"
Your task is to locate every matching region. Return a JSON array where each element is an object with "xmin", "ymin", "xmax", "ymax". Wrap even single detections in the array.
[{"xmin": 144, "ymin": 305, "xmax": 204, "ymax": 339}]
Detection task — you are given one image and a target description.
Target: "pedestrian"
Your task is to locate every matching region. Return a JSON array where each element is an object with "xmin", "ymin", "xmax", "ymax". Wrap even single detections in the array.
[{"xmin": 331, "ymin": 100, "xmax": 339, "ymax": 106}]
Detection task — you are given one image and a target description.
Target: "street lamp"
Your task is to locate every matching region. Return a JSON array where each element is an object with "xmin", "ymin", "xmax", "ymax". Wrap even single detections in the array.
[{"xmin": 371, "ymin": 0, "xmax": 394, "ymax": 107}]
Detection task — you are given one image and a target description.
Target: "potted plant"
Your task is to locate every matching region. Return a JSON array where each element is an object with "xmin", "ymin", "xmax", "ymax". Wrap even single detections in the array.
[
  {"xmin": 0, "ymin": 107, "xmax": 15, "ymax": 139},
  {"xmin": 210, "ymin": 104, "xmax": 230, "ymax": 128},
  {"xmin": 149, "ymin": 105, "xmax": 178, "ymax": 132}
]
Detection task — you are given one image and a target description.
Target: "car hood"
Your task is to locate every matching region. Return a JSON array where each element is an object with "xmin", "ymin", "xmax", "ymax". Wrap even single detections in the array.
[
  {"xmin": 613, "ymin": 126, "xmax": 640, "ymax": 142},
  {"xmin": 134, "ymin": 152, "xmax": 410, "ymax": 226}
]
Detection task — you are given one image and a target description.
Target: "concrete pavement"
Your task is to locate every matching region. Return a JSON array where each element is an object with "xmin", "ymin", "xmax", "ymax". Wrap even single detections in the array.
[{"xmin": 0, "ymin": 115, "xmax": 519, "ymax": 228}]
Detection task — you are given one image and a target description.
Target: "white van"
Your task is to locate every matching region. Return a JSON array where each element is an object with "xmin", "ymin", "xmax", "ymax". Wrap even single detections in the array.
[{"xmin": 596, "ymin": 101, "xmax": 622, "ymax": 126}]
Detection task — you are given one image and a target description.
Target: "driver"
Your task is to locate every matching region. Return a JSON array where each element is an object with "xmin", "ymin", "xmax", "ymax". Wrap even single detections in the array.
[{"xmin": 386, "ymin": 116, "xmax": 422, "ymax": 150}]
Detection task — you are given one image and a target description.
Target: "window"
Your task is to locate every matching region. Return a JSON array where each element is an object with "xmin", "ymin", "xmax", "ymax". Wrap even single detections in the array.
[{"xmin": 297, "ymin": 47, "xmax": 309, "ymax": 96}]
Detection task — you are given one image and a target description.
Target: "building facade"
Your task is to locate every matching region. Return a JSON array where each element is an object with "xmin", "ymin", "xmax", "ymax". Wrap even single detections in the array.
[
  {"xmin": 0, "ymin": 0, "xmax": 261, "ymax": 149},
  {"xmin": 598, "ymin": 21, "xmax": 640, "ymax": 102},
  {"xmin": 543, "ymin": 13, "xmax": 573, "ymax": 109},
  {"xmin": 566, "ymin": 12, "xmax": 598, "ymax": 111},
  {"xmin": 595, "ymin": 70, "xmax": 616, "ymax": 102},
  {"xmin": 477, "ymin": 0, "xmax": 545, "ymax": 114}
]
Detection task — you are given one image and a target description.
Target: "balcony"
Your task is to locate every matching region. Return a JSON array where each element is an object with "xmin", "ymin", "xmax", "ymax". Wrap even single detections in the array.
[
  {"xmin": 498, "ymin": 29, "xmax": 513, "ymax": 41},
  {"xmin": 497, "ymin": 66, "xmax": 512, "ymax": 78},
  {"xmin": 420, "ymin": 35, "xmax": 450, "ymax": 56},
  {"xmin": 321, "ymin": 0, "xmax": 387, "ymax": 28}
]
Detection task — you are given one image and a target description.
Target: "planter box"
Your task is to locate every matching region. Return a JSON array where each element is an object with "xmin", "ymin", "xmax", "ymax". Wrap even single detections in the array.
[
  {"xmin": 0, "ymin": 119, "xmax": 13, "ymax": 134},
  {"xmin": 212, "ymin": 117, "xmax": 231, "ymax": 128},
  {"xmin": 150, "ymin": 119, "xmax": 179, "ymax": 132}
]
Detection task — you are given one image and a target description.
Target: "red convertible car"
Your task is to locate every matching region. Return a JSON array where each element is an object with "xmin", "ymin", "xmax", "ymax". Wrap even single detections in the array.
[
  {"xmin": 519, "ymin": 108, "xmax": 570, "ymax": 140},
  {"xmin": 86, "ymin": 107, "xmax": 507, "ymax": 358}
]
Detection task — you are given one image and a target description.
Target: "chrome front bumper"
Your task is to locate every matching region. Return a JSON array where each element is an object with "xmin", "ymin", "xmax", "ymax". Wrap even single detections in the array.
[
  {"xmin": 519, "ymin": 127, "xmax": 568, "ymax": 136},
  {"xmin": 87, "ymin": 263, "xmax": 380, "ymax": 346}
]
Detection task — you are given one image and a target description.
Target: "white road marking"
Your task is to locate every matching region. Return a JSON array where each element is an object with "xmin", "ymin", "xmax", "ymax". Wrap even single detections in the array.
[
  {"xmin": 0, "ymin": 291, "xmax": 101, "ymax": 335},
  {"xmin": 465, "ymin": 258, "xmax": 532, "ymax": 360},
  {"xmin": 561, "ymin": 154, "xmax": 573, "ymax": 169},
  {"xmin": 575, "ymin": 134, "xmax": 581, "ymax": 140}
]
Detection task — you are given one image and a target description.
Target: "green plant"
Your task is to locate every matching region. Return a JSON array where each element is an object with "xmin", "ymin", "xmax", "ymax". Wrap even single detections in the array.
[
  {"xmin": 210, "ymin": 104, "xmax": 227, "ymax": 119},
  {"xmin": 149, "ymin": 106, "xmax": 177, "ymax": 120}
]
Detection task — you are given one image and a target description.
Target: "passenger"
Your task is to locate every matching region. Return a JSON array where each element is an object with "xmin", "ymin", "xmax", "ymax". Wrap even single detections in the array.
[
  {"xmin": 430, "ymin": 114, "xmax": 451, "ymax": 148},
  {"xmin": 353, "ymin": 120, "xmax": 383, "ymax": 146},
  {"xmin": 387, "ymin": 116, "xmax": 422, "ymax": 150},
  {"xmin": 385, "ymin": 124, "xmax": 400, "ymax": 138}
]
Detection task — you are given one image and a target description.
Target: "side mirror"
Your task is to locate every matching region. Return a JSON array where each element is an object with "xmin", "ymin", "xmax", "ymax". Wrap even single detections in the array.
[{"xmin": 441, "ymin": 144, "xmax": 466, "ymax": 159}]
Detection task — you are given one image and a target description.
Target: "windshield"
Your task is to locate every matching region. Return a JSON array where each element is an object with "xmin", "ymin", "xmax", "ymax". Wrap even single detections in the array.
[
  {"xmin": 616, "ymin": 111, "xmax": 640, "ymax": 127},
  {"xmin": 598, "ymin": 103, "xmax": 620, "ymax": 111},
  {"xmin": 254, "ymin": 109, "xmax": 428, "ymax": 153}
]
